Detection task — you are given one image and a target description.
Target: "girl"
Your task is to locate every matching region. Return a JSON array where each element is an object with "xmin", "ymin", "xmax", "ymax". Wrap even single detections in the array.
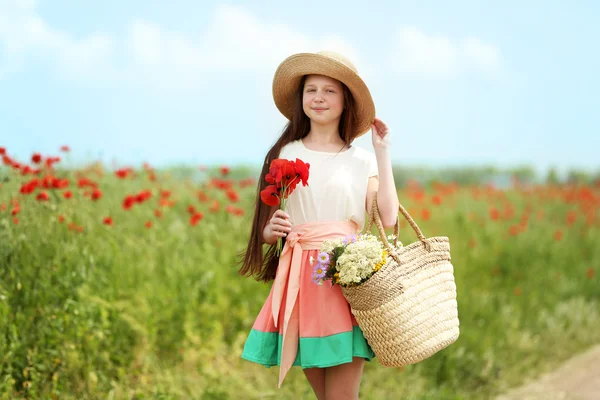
[{"xmin": 237, "ymin": 50, "xmax": 400, "ymax": 400}]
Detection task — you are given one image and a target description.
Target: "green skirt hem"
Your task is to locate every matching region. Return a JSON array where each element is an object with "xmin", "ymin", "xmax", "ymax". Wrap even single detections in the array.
[{"xmin": 241, "ymin": 325, "xmax": 375, "ymax": 369}]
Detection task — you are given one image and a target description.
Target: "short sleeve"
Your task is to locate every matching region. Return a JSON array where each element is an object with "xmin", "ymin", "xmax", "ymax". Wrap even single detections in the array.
[{"xmin": 368, "ymin": 152, "xmax": 378, "ymax": 178}]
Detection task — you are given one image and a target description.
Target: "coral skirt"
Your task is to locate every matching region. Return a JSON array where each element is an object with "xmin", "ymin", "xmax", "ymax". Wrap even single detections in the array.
[{"xmin": 241, "ymin": 220, "xmax": 375, "ymax": 387}]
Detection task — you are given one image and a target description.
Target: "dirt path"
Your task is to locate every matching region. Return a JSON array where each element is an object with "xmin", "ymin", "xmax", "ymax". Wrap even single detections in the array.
[{"xmin": 496, "ymin": 344, "xmax": 600, "ymax": 400}]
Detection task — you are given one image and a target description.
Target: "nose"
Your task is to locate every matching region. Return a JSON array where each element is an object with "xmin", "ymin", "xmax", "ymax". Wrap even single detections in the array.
[{"xmin": 314, "ymin": 91, "xmax": 324, "ymax": 102}]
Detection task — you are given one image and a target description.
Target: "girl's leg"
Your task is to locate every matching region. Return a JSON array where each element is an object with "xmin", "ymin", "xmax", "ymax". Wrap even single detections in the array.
[
  {"xmin": 303, "ymin": 367, "xmax": 326, "ymax": 400},
  {"xmin": 324, "ymin": 357, "xmax": 365, "ymax": 400}
]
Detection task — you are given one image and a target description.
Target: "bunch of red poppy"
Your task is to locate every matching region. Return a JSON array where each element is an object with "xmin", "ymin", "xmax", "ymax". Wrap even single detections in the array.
[
  {"xmin": 259, "ymin": 158, "xmax": 309, "ymax": 255},
  {"xmin": 260, "ymin": 158, "xmax": 310, "ymax": 207}
]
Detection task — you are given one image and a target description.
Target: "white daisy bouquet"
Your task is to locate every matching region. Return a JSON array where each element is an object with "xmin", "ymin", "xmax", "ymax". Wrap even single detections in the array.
[{"xmin": 311, "ymin": 233, "xmax": 402, "ymax": 288}]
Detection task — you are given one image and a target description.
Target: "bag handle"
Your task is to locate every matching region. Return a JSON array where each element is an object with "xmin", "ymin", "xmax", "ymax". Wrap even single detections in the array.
[{"xmin": 365, "ymin": 192, "xmax": 431, "ymax": 260}]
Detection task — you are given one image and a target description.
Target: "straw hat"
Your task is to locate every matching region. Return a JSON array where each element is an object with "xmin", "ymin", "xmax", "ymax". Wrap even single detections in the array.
[{"xmin": 272, "ymin": 51, "xmax": 376, "ymax": 137}]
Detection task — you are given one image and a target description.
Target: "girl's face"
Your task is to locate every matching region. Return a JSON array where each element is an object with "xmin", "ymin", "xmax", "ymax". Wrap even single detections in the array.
[{"xmin": 302, "ymin": 75, "xmax": 345, "ymax": 126}]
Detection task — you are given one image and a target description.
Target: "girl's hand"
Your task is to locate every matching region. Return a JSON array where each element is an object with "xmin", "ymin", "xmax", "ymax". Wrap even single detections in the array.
[
  {"xmin": 371, "ymin": 117, "xmax": 392, "ymax": 150},
  {"xmin": 263, "ymin": 209, "xmax": 292, "ymax": 245}
]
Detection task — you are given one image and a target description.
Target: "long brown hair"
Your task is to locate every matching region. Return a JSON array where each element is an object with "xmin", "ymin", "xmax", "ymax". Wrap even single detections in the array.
[{"xmin": 236, "ymin": 75, "xmax": 359, "ymax": 282}]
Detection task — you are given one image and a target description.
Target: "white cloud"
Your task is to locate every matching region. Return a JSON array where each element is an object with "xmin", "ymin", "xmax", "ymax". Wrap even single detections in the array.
[
  {"xmin": 389, "ymin": 26, "xmax": 501, "ymax": 79},
  {"xmin": 0, "ymin": 2, "xmax": 367, "ymax": 88},
  {"xmin": 0, "ymin": 0, "xmax": 115, "ymax": 79}
]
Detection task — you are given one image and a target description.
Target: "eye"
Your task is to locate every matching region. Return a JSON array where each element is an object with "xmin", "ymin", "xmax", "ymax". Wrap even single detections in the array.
[{"xmin": 306, "ymin": 89, "xmax": 316, "ymax": 92}]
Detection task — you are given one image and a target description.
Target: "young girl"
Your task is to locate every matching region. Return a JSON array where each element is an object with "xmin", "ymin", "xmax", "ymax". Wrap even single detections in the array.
[{"xmin": 237, "ymin": 50, "xmax": 400, "ymax": 400}]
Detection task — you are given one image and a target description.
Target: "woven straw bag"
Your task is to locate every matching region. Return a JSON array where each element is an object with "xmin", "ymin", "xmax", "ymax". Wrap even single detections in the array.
[{"xmin": 341, "ymin": 193, "xmax": 460, "ymax": 367}]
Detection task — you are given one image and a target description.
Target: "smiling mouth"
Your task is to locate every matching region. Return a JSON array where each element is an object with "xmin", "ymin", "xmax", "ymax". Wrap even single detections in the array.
[{"xmin": 312, "ymin": 108, "xmax": 328, "ymax": 111}]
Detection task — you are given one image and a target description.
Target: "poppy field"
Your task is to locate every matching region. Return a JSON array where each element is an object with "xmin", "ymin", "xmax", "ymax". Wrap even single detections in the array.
[{"xmin": 0, "ymin": 146, "xmax": 599, "ymax": 400}]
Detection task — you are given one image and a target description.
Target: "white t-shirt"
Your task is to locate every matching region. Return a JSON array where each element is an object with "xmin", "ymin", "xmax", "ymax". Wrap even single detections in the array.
[{"xmin": 278, "ymin": 138, "xmax": 378, "ymax": 231}]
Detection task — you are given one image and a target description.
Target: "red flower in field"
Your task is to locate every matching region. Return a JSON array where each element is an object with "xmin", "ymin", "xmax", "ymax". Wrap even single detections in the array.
[
  {"xmin": 587, "ymin": 268, "xmax": 595, "ymax": 279},
  {"xmin": 566, "ymin": 210, "xmax": 577, "ymax": 226},
  {"xmin": 226, "ymin": 204, "xmax": 244, "ymax": 216},
  {"xmin": 209, "ymin": 200, "xmax": 220, "ymax": 213},
  {"xmin": 21, "ymin": 165, "xmax": 33, "ymax": 175},
  {"xmin": 421, "ymin": 208, "xmax": 431, "ymax": 221},
  {"xmin": 190, "ymin": 212, "xmax": 204, "ymax": 226},
  {"xmin": 60, "ymin": 145, "xmax": 70, "ymax": 152},
  {"xmin": 136, "ymin": 190, "xmax": 152, "ymax": 203},
  {"xmin": 160, "ymin": 189, "xmax": 171, "ymax": 198},
  {"xmin": 159, "ymin": 198, "xmax": 175, "ymax": 208},
  {"xmin": 198, "ymin": 190, "xmax": 209, "ymax": 202},
  {"xmin": 31, "ymin": 153, "xmax": 42, "ymax": 164},
  {"xmin": 226, "ymin": 188, "xmax": 239, "ymax": 203},
  {"xmin": 0, "ymin": 203, "xmax": 6, "ymax": 212},
  {"xmin": 554, "ymin": 230, "xmax": 563, "ymax": 241},
  {"xmin": 188, "ymin": 205, "xmax": 196, "ymax": 214},
  {"xmin": 489, "ymin": 207, "xmax": 500, "ymax": 221},
  {"xmin": 509, "ymin": 225, "xmax": 520, "ymax": 236},
  {"xmin": 260, "ymin": 185, "xmax": 280, "ymax": 207},
  {"xmin": 103, "ymin": 217, "xmax": 113, "ymax": 226},
  {"xmin": 210, "ymin": 178, "xmax": 233, "ymax": 191},
  {"xmin": 36, "ymin": 191, "xmax": 49, "ymax": 201},
  {"xmin": 432, "ymin": 195, "xmax": 442, "ymax": 205},
  {"xmin": 220, "ymin": 166, "xmax": 230, "ymax": 176},
  {"xmin": 68, "ymin": 222, "xmax": 76, "ymax": 231},
  {"xmin": 45, "ymin": 156, "xmax": 61, "ymax": 168},
  {"xmin": 20, "ymin": 180, "xmax": 38, "ymax": 195},
  {"xmin": 78, "ymin": 178, "xmax": 97, "ymax": 188},
  {"xmin": 0, "ymin": 147, "xmax": 5, "ymax": 155},
  {"xmin": 63, "ymin": 191, "xmax": 73, "ymax": 199},
  {"xmin": 52, "ymin": 178, "xmax": 69, "ymax": 189},
  {"xmin": 58, "ymin": 215, "xmax": 65, "ymax": 223},
  {"xmin": 115, "ymin": 168, "xmax": 133, "ymax": 179},
  {"xmin": 123, "ymin": 195, "xmax": 136, "ymax": 210},
  {"xmin": 145, "ymin": 221, "xmax": 152, "ymax": 229},
  {"xmin": 91, "ymin": 188, "xmax": 102, "ymax": 201},
  {"xmin": 154, "ymin": 209, "xmax": 162, "ymax": 218},
  {"xmin": 11, "ymin": 206, "xmax": 20, "ymax": 216},
  {"xmin": 239, "ymin": 178, "xmax": 256, "ymax": 188},
  {"xmin": 13, "ymin": 218, "xmax": 18, "ymax": 225}
]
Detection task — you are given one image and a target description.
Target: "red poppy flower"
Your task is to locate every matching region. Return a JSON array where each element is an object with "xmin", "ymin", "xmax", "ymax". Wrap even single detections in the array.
[
  {"xmin": 60, "ymin": 145, "xmax": 70, "ymax": 152},
  {"xmin": 145, "ymin": 221, "xmax": 152, "ymax": 228},
  {"xmin": 91, "ymin": 188, "xmax": 102, "ymax": 201},
  {"xmin": 198, "ymin": 190, "xmax": 209, "ymax": 202},
  {"xmin": 0, "ymin": 147, "xmax": 5, "ymax": 155},
  {"xmin": 226, "ymin": 188, "xmax": 239, "ymax": 203},
  {"xmin": 63, "ymin": 191, "xmax": 73, "ymax": 199},
  {"xmin": 154, "ymin": 209, "xmax": 163, "ymax": 218},
  {"xmin": 260, "ymin": 185, "xmax": 280, "ymax": 207},
  {"xmin": 209, "ymin": 200, "xmax": 220, "ymax": 213},
  {"xmin": 115, "ymin": 168, "xmax": 132, "ymax": 179},
  {"xmin": 31, "ymin": 153, "xmax": 42, "ymax": 164},
  {"xmin": 294, "ymin": 158, "xmax": 310, "ymax": 186},
  {"xmin": 58, "ymin": 215, "xmax": 65, "ymax": 223},
  {"xmin": 123, "ymin": 195, "xmax": 136, "ymax": 210},
  {"xmin": 103, "ymin": 217, "xmax": 113, "ymax": 226},
  {"xmin": 220, "ymin": 166, "xmax": 230, "ymax": 176},
  {"xmin": 190, "ymin": 212, "xmax": 204, "ymax": 226},
  {"xmin": 36, "ymin": 191, "xmax": 49, "ymax": 201},
  {"xmin": 188, "ymin": 205, "xmax": 196, "ymax": 214}
]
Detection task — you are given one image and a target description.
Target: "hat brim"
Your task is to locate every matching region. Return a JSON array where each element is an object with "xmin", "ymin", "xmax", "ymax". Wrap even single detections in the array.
[{"xmin": 272, "ymin": 53, "xmax": 375, "ymax": 137}]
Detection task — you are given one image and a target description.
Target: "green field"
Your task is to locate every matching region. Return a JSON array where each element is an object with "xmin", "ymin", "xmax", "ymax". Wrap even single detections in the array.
[{"xmin": 0, "ymin": 157, "xmax": 599, "ymax": 399}]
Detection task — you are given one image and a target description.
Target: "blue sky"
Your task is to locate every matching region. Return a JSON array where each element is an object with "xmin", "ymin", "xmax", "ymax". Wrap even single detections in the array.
[{"xmin": 0, "ymin": 0, "xmax": 598, "ymax": 175}]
